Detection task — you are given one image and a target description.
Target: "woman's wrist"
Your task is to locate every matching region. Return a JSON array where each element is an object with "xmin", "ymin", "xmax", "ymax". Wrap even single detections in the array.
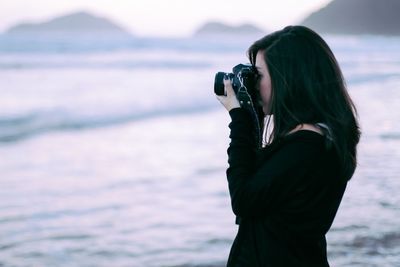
[{"xmin": 228, "ymin": 108, "xmax": 252, "ymax": 125}]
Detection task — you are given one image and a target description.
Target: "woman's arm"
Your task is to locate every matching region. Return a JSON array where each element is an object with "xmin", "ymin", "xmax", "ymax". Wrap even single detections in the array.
[{"xmin": 227, "ymin": 108, "xmax": 318, "ymax": 218}]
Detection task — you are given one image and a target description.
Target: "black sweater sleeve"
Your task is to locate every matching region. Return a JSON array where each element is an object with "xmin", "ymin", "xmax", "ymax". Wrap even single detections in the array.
[{"xmin": 227, "ymin": 108, "xmax": 320, "ymax": 218}]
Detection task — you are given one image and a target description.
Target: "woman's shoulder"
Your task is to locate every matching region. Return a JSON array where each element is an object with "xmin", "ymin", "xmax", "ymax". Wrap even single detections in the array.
[
  {"xmin": 284, "ymin": 129, "xmax": 326, "ymax": 142},
  {"xmin": 286, "ymin": 123, "xmax": 324, "ymax": 136},
  {"xmin": 259, "ymin": 130, "xmax": 329, "ymax": 158},
  {"xmin": 268, "ymin": 129, "xmax": 326, "ymax": 147},
  {"xmin": 256, "ymin": 130, "xmax": 335, "ymax": 169}
]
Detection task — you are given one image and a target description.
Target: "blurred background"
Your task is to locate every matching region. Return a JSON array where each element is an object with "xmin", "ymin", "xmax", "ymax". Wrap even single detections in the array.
[{"xmin": 0, "ymin": 0, "xmax": 399, "ymax": 266}]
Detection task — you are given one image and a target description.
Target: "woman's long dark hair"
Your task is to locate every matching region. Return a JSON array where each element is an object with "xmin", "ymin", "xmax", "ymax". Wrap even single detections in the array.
[{"xmin": 248, "ymin": 25, "xmax": 361, "ymax": 181}]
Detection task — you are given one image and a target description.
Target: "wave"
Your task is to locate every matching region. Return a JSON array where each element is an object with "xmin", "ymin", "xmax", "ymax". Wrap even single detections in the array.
[
  {"xmin": 0, "ymin": 103, "xmax": 219, "ymax": 144},
  {"xmin": 0, "ymin": 35, "xmax": 250, "ymax": 54},
  {"xmin": 346, "ymin": 73, "xmax": 400, "ymax": 85},
  {"xmin": 380, "ymin": 133, "xmax": 400, "ymax": 140},
  {"xmin": 0, "ymin": 60, "xmax": 212, "ymax": 70},
  {"xmin": 165, "ymin": 264, "xmax": 224, "ymax": 267},
  {"xmin": 346, "ymin": 231, "xmax": 400, "ymax": 250}
]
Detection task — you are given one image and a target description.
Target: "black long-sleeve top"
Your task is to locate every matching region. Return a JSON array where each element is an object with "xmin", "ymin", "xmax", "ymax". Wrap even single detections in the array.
[{"xmin": 225, "ymin": 108, "xmax": 348, "ymax": 267}]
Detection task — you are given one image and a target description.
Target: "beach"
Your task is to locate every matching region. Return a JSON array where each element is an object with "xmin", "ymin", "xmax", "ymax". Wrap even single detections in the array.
[{"xmin": 0, "ymin": 34, "xmax": 399, "ymax": 266}]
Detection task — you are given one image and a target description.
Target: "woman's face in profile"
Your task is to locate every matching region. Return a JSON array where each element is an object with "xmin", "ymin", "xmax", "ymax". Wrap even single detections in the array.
[{"xmin": 255, "ymin": 51, "xmax": 272, "ymax": 115}]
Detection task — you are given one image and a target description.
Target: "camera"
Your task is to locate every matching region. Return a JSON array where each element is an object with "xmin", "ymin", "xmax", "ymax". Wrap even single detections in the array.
[
  {"xmin": 214, "ymin": 64, "xmax": 258, "ymax": 97},
  {"xmin": 214, "ymin": 63, "xmax": 264, "ymax": 148}
]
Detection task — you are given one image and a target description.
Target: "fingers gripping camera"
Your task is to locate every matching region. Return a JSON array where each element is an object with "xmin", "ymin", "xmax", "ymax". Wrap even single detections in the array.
[{"xmin": 214, "ymin": 64, "xmax": 264, "ymax": 148}]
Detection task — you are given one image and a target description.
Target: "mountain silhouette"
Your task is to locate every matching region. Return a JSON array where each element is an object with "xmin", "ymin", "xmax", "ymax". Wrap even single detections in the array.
[
  {"xmin": 6, "ymin": 11, "xmax": 132, "ymax": 37},
  {"xmin": 194, "ymin": 21, "xmax": 266, "ymax": 37},
  {"xmin": 301, "ymin": 0, "xmax": 400, "ymax": 35}
]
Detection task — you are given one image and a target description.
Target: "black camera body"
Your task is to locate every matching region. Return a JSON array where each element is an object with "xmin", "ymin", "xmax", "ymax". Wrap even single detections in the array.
[
  {"xmin": 214, "ymin": 64, "xmax": 258, "ymax": 97},
  {"xmin": 214, "ymin": 64, "xmax": 264, "ymax": 148}
]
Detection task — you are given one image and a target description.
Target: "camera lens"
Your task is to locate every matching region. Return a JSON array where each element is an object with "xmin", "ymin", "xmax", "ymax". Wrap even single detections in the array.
[{"xmin": 214, "ymin": 72, "xmax": 226, "ymax": 96}]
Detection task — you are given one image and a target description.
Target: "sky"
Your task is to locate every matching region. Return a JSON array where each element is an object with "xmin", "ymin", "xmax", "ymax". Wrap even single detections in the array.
[{"xmin": 0, "ymin": 0, "xmax": 332, "ymax": 37}]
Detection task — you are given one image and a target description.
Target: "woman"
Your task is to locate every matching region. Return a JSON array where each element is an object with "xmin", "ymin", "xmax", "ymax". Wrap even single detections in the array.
[{"xmin": 216, "ymin": 25, "xmax": 360, "ymax": 267}]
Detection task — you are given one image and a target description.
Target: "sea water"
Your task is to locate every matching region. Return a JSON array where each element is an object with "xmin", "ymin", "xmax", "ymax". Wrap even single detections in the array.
[{"xmin": 0, "ymin": 34, "xmax": 399, "ymax": 267}]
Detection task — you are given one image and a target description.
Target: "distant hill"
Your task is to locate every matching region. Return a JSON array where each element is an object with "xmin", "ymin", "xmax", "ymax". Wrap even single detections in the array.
[
  {"xmin": 301, "ymin": 0, "xmax": 400, "ymax": 35},
  {"xmin": 5, "ymin": 11, "xmax": 133, "ymax": 37},
  {"xmin": 193, "ymin": 22, "xmax": 266, "ymax": 37}
]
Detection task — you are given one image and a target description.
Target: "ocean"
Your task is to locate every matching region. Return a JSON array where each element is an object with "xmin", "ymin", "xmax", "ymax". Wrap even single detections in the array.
[{"xmin": 0, "ymin": 33, "xmax": 399, "ymax": 267}]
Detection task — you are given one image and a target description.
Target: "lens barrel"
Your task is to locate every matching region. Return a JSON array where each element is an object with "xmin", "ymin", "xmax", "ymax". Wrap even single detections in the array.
[{"xmin": 214, "ymin": 72, "xmax": 226, "ymax": 96}]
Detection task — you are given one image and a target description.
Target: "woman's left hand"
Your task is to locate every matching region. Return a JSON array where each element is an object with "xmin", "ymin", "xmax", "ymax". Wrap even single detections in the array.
[{"xmin": 216, "ymin": 78, "xmax": 241, "ymax": 112}]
